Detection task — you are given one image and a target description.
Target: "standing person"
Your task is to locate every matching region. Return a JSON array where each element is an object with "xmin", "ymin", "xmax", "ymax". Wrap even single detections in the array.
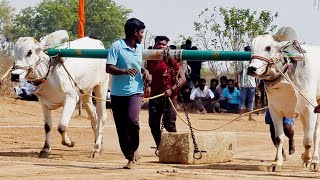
[
  {"xmin": 222, "ymin": 79, "xmax": 240, "ymax": 113},
  {"xmin": 145, "ymin": 36, "xmax": 186, "ymax": 150},
  {"xmin": 190, "ymin": 78, "xmax": 215, "ymax": 114},
  {"xmin": 106, "ymin": 18, "xmax": 150, "ymax": 169},
  {"xmin": 265, "ymin": 108, "xmax": 295, "ymax": 160},
  {"xmin": 237, "ymin": 46, "xmax": 256, "ymax": 120}
]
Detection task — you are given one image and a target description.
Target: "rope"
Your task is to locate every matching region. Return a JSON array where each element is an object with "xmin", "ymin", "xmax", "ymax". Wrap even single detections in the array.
[
  {"xmin": 59, "ymin": 58, "xmax": 165, "ymax": 102},
  {"xmin": 271, "ymin": 45, "xmax": 316, "ymax": 108},
  {"xmin": 168, "ymin": 97, "xmax": 268, "ymax": 131}
]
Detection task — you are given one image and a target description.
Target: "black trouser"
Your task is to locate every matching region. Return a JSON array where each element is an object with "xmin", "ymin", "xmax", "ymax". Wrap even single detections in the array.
[
  {"xmin": 148, "ymin": 96, "xmax": 177, "ymax": 148},
  {"xmin": 269, "ymin": 122, "xmax": 294, "ymax": 155},
  {"xmin": 111, "ymin": 94, "xmax": 142, "ymax": 161}
]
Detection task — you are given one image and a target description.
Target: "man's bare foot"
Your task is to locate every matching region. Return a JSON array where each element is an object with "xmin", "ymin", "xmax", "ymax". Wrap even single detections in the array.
[
  {"xmin": 123, "ymin": 160, "xmax": 135, "ymax": 169},
  {"xmin": 248, "ymin": 113, "xmax": 256, "ymax": 121},
  {"xmin": 289, "ymin": 139, "xmax": 295, "ymax": 155},
  {"xmin": 134, "ymin": 150, "xmax": 141, "ymax": 162}
]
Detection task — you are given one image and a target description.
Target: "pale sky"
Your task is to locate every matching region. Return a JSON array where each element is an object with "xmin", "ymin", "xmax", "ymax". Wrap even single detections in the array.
[{"xmin": 9, "ymin": 0, "xmax": 320, "ymax": 45}]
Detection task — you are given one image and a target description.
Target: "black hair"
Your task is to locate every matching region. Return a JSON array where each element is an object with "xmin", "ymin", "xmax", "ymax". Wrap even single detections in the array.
[
  {"xmin": 244, "ymin": 46, "xmax": 251, "ymax": 52},
  {"xmin": 124, "ymin": 18, "xmax": 145, "ymax": 37},
  {"xmin": 169, "ymin": 45, "xmax": 176, "ymax": 49},
  {"xmin": 186, "ymin": 39, "xmax": 192, "ymax": 46},
  {"xmin": 210, "ymin": 78, "xmax": 219, "ymax": 85},
  {"xmin": 154, "ymin": 36, "xmax": 170, "ymax": 44},
  {"xmin": 191, "ymin": 46, "xmax": 198, "ymax": 50},
  {"xmin": 89, "ymin": 33, "xmax": 99, "ymax": 40},
  {"xmin": 220, "ymin": 76, "xmax": 228, "ymax": 81},
  {"xmin": 148, "ymin": 46, "xmax": 153, "ymax": 49},
  {"xmin": 228, "ymin": 79, "xmax": 235, "ymax": 84},
  {"xmin": 199, "ymin": 78, "xmax": 206, "ymax": 83}
]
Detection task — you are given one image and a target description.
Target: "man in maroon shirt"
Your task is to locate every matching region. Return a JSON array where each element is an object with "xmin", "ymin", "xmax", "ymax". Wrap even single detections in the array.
[{"xmin": 145, "ymin": 36, "xmax": 186, "ymax": 149}]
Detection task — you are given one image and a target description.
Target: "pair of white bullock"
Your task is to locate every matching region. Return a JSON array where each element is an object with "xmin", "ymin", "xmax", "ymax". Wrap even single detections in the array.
[
  {"xmin": 11, "ymin": 30, "xmax": 109, "ymax": 158},
  {"xmin": 10, "ymin": 28, "xmax": 320, "ymax": 172}
]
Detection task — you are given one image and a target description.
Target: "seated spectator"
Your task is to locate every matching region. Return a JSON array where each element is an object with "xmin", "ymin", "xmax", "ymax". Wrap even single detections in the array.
[
  {"xmin": 216, "ymin": 76, "xmax": 228, "ymax": 111},
  {"xmin": 209, "ymin": 78, "xmax": 221, "ymax": 112},
  {"xmin": 222, "ymin": 79, "xmax": 240, "ymax": 113},
  {"xmin": 190, "ymin": 78, "xmax": 215, "ymax": 114},
  {"xmin": 14, "ymin": 80, "xmax": 38, "ymax": 101}
]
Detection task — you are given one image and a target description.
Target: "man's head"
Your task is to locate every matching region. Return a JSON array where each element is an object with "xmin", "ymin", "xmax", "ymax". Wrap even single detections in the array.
[
  {"xmin": 124, "ymin": 18, "xmax": 145, "ymax": 44},
  {"xmin": 186, "ymin": 39, "xmax": 192, "ymax": 47},
  {"xmin": 169, "ymin": 45, "xmax": 176, "ymax": 49},
  {"xmin": 220, "ymin": 76, "xmax": 228, "ymax": 88},
  {"xmin": 244, "ymin": 46, "xmax": 251, "ymax": 52},
  {"xmin": 227, "ymin": 79, "xmax": 235, "ymax": 92},
  {"xmin": 154, "ymin": 36, "xmax": 170, "ymax": 49},
  {"xmin": 199, "ymin": 78, "xmax": 206, "ymax": 90},
  {"xmin": 210, "ymin": 79, "xmax": 219, "ymax": 89}
]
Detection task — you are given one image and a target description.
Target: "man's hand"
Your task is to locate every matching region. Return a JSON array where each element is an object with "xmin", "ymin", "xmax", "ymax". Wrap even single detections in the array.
[
  {"xmin": 125, "ymin": 68, "xmax": 138, "ymax": 77},
  {"xmin": 144, "ymin": 86, "xmax": 151, "ymax": 98},
  {"xmin": 314, "ymin": 105, "xmax": 320, "ymax": 113},
  {"xmin": 165, "ymin": 88, "xmax": 173, "ymax": 96},
  {"xmin": 142, "ymin": 69, "xmax": 152, "ymax": 82}
]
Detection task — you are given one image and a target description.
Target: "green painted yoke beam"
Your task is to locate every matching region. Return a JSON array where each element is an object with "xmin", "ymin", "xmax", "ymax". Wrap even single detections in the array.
[{"xmin": 47, "ymin": 48, "xmax": 302, "ymax": 61}]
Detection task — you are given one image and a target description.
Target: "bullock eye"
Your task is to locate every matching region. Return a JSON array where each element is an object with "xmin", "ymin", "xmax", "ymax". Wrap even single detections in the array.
[
  {"xmin": 26, "ymin": 50, "xmax": 32, "ymax": 57},
  {"xmin": 265, "ymin": 46, "xmax": 271, "ymax": 52}
]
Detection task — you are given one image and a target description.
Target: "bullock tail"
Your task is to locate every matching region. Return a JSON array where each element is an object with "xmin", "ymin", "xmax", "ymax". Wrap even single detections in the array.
[{"xmin": 168, "ymin": 97, "xmax": 268, "ymax": 131}]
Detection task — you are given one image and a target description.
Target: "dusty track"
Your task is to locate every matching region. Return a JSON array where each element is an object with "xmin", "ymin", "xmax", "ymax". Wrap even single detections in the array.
[{"xmin": 0, "ymin": 97, "xmax": 319, "ymax": 179}]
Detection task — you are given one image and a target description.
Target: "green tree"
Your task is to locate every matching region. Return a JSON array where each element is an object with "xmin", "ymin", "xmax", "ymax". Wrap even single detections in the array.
[
  {"xmin": 0, "ymin": 0, "xmax": 15, "ymax": 52},
  {"xmin": 194, "ymin": 7, "xmax": 278, "ymax": 77},
  {"xmin": 11, "ymin": 0, "xmax": 131, "ymax": 47}
]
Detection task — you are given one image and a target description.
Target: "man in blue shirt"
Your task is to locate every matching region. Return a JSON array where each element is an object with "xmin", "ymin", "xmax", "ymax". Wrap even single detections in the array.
[
  {"xmin": 106, "ymin": 18, "xmax": 150, "ymax": 169},
  {"xmin": 222, "ymin": 79, "xmax": 240, "ymax": 113}
]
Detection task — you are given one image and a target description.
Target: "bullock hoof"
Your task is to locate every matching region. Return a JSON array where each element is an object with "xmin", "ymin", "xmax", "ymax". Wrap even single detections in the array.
[
  {"xmin": 62, "ymin": 141, "xmax": 75, "ymax": 147},
  {"xmin": 310, "ymin": 163, "xmax": 319, "ymax": 172},
  {"xmin": 89, "ymin": 150, "xmax": 100, "ymax": 158},
  {"xmin": 39, "ymin": 150, "xmax": 50, "ymax": 158},
  {"xmin": 269, "ymin": 164, "xmax": 282, "ymax": 172}
]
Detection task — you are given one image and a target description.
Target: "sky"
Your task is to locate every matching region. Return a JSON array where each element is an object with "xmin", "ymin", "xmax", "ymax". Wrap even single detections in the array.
[{"xmin": 9, "ymin": 0, "xmax": 320, "ymax": 45}]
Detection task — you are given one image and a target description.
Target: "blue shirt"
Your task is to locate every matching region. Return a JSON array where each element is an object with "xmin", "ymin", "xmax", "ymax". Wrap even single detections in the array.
[
  {"xmin": 222, "ymin": 88, "xmax": 240, "ymax": 104},
  {"xmin": 107, "ymin": 39, "xmax": 143, "ymax": 96}
]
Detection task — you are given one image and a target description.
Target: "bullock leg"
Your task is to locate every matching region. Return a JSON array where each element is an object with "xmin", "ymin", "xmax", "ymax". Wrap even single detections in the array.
[
  {"xmin": 81, "ymin": 93, "xmax": 101, "ymax": 157},
  {"xmin": 269, "ymin": 110, "xmax": 285, "ymax": 172},
  {"xmin": 310, "ymin": 114, "xmax": 320, "ymax": 171},
  {"xmin": 39, "ymin": 105, "xmax": 52, "ymax": 158},
  {"xmin": 90, "ymin": 84, "xmax": 108, "ymax": 157},
  {"xmin": 58, "ymin": 97, "xmax": 77, "ymax": 148},
  {"xmin": 300, "ymin": 107, "xmax": 316, "ymax": 168}
]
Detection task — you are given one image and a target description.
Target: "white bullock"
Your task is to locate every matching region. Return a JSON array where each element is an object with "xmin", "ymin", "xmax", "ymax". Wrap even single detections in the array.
[
  {"xmin": 11, "ymin": 32, "xmax": 109, "ymax": 158},
  {"xmin": 247, "ymin": 29, "xmax": 320, "ymax": 171}
]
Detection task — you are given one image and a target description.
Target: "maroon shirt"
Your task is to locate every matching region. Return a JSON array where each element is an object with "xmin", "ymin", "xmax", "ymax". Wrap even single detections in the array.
[{"xmin": 147, "ymin": 59, "xmax": 180, "ymax": 97}]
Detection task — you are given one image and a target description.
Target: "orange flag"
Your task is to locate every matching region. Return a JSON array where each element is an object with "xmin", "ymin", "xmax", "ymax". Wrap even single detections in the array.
[{"xmin": 78, "ymin": 0, "xmax": 85, "ymax": 38}]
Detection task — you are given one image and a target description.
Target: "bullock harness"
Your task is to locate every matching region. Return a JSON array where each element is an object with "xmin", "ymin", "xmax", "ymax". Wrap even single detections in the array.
[{"xmin": 250, "ymin": 40, "xmax": 305, "ymax": 86}]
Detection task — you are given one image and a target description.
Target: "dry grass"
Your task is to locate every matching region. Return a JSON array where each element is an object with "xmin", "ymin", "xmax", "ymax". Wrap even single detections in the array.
[{"xmin": 0, "ymin": 52, "xmax": 16, "ymax": 97}]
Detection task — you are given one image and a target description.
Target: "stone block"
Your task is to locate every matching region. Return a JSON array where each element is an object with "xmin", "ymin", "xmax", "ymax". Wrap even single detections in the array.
[{"xmin": 159, "ymin": 132, "xmax": 236, "ymax": 164}]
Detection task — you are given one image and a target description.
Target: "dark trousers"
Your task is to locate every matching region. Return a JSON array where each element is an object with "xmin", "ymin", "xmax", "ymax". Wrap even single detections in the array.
[
  {"xmin": 148, "ymin": 97, "xmax": 177, "ymax": 148},
  {"xmin": 269, "ymin": 122, "xmax": 294, "ymax": 154},
  {"xmin": 192, "ymin": 99, "xmax": 218, "ymax": 113},
  {"xmin": 111, "ymin": 94, "xmax": 142, "ymax": 161},
  {"xmin": 226, "ymin": 103, "xmax": 240, "ymax": 114}
]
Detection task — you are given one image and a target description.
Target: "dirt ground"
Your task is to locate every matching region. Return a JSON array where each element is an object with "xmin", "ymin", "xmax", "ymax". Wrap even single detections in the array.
[{"xmin": 0, "ymin": 97, "xmax": 320, "ymax": 179}]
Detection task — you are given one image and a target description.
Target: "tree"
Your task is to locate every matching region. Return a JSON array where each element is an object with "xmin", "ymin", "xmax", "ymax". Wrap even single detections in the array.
[
  {"xmin": 193, "ymin": 7, "xmax": 278, "ymax": 77},
  {"xmin": 11, "ymin": 0, "xmax": 131, "ymax": 47},
  {"xmin": 0, "ymin": 0, "xmax": 15, "ymax": 53}
]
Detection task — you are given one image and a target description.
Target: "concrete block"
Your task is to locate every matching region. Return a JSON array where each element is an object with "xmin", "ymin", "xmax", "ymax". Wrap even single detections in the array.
[{"xmin": 159, "ymin": 132, "xmax": 236, "ymax": 164}]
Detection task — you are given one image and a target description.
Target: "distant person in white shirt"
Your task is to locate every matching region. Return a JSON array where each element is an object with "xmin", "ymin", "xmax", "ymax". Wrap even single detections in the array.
[
  {"xmin": 14, "ymin": 80, "xmax": 37, "ymax": 101},
  {"xmin": 190, "ymin": 78, "xmax": 215, "ymax": 114}
]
